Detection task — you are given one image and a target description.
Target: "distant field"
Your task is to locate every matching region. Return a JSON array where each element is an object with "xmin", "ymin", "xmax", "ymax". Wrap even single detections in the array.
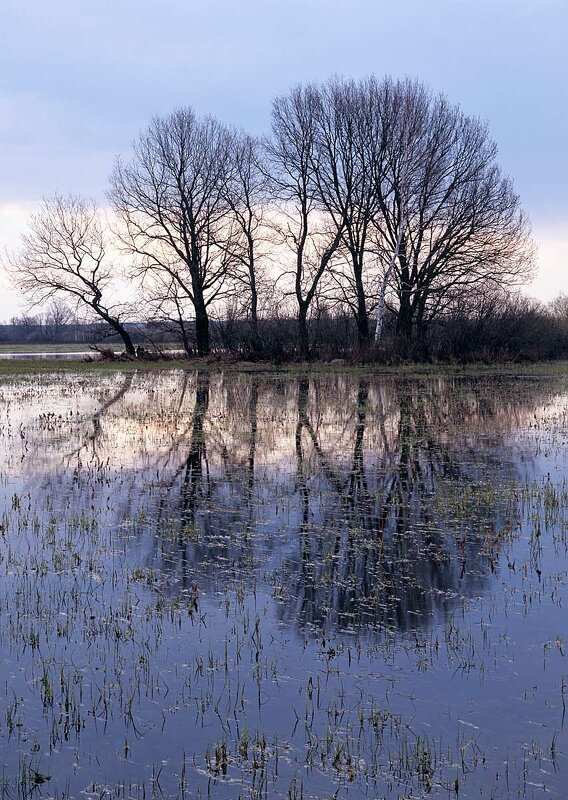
[{"xmin": 0, "ymin": 343, "xmax": 100, "ymax": 353}]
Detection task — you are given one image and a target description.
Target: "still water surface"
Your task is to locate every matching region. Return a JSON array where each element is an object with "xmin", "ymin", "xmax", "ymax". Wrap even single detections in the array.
[{"xmin": 0, "ymin": 370, "xmax": 567, "ymax": 798}]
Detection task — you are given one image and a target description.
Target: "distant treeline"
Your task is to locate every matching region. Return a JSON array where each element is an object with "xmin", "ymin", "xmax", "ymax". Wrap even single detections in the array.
[
  {"xmin": 5, "ymin": 292, "xmax": 568, "ymax": 363},
  {"xmin": 0, "ymin": 319, "xmax": 141, "ymax": 347}
]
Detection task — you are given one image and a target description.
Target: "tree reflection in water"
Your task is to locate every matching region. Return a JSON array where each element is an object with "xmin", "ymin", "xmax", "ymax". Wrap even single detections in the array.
[
  {"xmin": 279, "ymin": 377, "xmax": 501, "ymax": 633},
  {"xmin": 11, "ymin": 370, "xmax": 549, "ymax": 636},
  {"xmin": 137, "ymin": 372, "xmax": 542, "ymax": 636}
]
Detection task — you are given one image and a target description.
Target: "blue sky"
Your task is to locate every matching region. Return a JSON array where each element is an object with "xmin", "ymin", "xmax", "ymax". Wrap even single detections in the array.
[{"xmin": 1, "ymin": 0, "xmax": 566, "ymax": 318}]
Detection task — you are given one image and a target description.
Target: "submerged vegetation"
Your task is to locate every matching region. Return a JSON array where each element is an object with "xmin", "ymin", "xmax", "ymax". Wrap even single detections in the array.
[{"xmin": 0, "ymin": 368, "xmax": 568, "ymax": 797}]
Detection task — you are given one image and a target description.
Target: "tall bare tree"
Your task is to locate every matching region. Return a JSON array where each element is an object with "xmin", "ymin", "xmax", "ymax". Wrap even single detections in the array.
[
  {"xmin": 373, "ymin": 79, "xmax": 429, "ymax": 342},
  {"xmin": 370, "ymin": 85, "xmax": 534, "ymax": 345},
  {"xmin": 288, "ymin": 76, "xmax": 533, "ymax": 350},
  {"xmin": 265, "ymin": 86, "xmax": 345, "ymax": 359},
  {"xmin": 7, "ymin": 194, "xmax": 136, "ymax": 355},
  {"xmin": 309, "ymin": 77, "xmax": 386, "ymax": 346},
  {"xmin": 110, "ymin": 108, "xmax": 235, "ymax": 356},
  {"xmin": 221, "ymin": 132, "xmax": 270, "ymax": 350}
]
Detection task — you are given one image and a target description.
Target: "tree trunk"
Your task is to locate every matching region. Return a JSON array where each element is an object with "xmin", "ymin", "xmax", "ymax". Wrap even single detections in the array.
[
  {"xmin": 249, "ymin": 270, "xmax": 262, "ymax": 354},
  {"xmin": 396, "ymin": 297, "xmax": 412, "ymax": 340},
  {"xmin": 100, "ymin": 312, "xmax": 136, "ymax": 357},
  {"xmin": 194, "ymin": 295, "xmax": 210, "ymax": 357},
  {"xmin": 297, "ymin": 305, "xmax": 310, "ymax": 360},
  {"xmin": 353, "ymin": 255, "xmax": 370, "ymax": 346},
  {"xmin": 117, "ymin": 325, "xmax": 136, "ymax": 358},
  {"xmin": 250, "ymin": 285, "xmax": 258, "ymax": 331},
  {"xmin": 415, "ymin": 298, "xmax": 429, "ymax": 360},
  {"xmin": 356, "ymin": 302, "xmax": 370, "ymax": 346},
  {"xmin": 375, "ymin": 207, "xmax": 406, "ymax": 342},
  {"xmin": 179, "ymin": 319, "xmax": 193, "ymax": 357},
  {"xmin": 396, "ymin": 240, "xmax": 413, "ymax": 343},
  {"xmin": 374, "ymin": 273, "xmax": 390, "ymax": 344}
]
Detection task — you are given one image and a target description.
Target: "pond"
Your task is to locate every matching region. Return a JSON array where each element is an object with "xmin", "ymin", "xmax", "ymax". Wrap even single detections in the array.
[{"xmin": 0, "ymin": 369, "xmax": 567, "ymax": 799}]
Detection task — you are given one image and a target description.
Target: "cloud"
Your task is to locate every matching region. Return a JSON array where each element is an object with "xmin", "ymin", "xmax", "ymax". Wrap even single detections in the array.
[{"xmin": 530, "ymin": 222, "xmax": 568, "ymax": 302}]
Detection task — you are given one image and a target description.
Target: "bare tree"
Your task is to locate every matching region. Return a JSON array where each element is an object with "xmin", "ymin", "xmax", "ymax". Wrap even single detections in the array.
[
  {"xmin": 284, "ymin": 76, "xmax": 533, "ymax": 352},
  {"xmin": 265, "ymin": 86, "xmax": 345, "ymax": 359},
  {"xmin": 370, "ymin": 84, "xmax": 534, "ymax": 346},
  {"xmin": 7, "ymin": 195, "xmax": 136, "ymax": 355},
  {"xmin": 373, "ymin": 79, "xmax": 429, "ymax": 342},
  {"xmin": 44, "ymin": 299, "xmax": 73, "ymax": 341},
  {"xmin": 109, "ymin": 108, "xmax": 235, "ymax": 357},
  {"xmin": 309, "ymin": 77, "xmax": 386, "ymax": 346},
  {"xmin": 221, "ymin": 132, "xmax": 271, "ymax": 350}
]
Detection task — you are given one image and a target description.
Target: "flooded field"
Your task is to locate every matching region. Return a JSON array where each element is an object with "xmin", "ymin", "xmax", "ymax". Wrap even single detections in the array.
[{"xmin": 0, "ymin": 369, "xmax": 567, "ymax": 799}]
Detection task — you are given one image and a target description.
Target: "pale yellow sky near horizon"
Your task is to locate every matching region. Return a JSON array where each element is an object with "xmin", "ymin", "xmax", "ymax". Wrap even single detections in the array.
[{"xmin": 0, "ymin": 202, "xmax": 565, "ymax": 322}]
